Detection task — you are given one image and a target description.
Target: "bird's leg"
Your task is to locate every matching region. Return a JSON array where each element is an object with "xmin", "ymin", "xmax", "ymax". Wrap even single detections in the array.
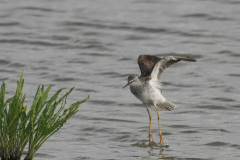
[
  {"xmin": 156, "ymin": 108, "xmax": 164, "ymax": 145},
  {"xmin": 147, "ymin": 108, "xmax": 154, "ymax": 144}
]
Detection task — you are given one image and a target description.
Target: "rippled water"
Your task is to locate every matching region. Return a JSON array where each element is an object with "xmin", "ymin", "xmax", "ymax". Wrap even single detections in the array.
[{"xmin": 1, "ymin": 0, "xmax": 240, "ymax": 159}]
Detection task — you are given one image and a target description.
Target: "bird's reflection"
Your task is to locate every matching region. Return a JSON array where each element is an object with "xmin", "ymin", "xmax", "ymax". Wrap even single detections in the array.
[
  {"xmin": 147, "ymin": 146, "xmax": 175, "ymax": 160},
  {"xmin": 159, "ymin": 148, "xmax": 164, "ymax": 154},
  {"xmin": 148, "ymin": 147, "xmax": 154, "ymax": 155}
]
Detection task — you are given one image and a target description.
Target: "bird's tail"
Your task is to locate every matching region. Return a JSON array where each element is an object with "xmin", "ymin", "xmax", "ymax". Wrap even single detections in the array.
[{"xmin": 156, "ymin": 101, "xmax": 176, "ymax": 111}]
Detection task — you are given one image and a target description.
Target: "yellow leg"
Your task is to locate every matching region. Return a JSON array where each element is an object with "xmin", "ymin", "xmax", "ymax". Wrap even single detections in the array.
[
  {"xmin": 147, "ymin": 108, "xmax": 154, "ymax": 144},
  {"xmin": 156, "ymin": 108, "xmax": 164, "ymax": 145}
]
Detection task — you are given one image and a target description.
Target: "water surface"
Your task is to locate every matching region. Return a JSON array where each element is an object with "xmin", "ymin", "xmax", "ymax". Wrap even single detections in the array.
[{"xmin": 0, "ymin": 0, "xmax": 240, "ymax": 159}]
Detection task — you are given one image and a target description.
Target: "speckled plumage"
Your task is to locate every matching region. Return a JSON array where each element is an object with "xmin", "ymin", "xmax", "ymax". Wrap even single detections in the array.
[
  {"xmin": 123, "ymin": 54, "xmax": 196, "ymax": 145},
  {"xmin": 124, "ymin": 55, "xmax": 196, "ymax": 111}
]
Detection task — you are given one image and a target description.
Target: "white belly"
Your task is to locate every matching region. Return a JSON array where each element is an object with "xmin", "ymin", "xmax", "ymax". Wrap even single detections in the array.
[
  {"xmin": 130, "ymin": 85, "xmax": 166, "ymax": 106},
  {"xmin": 141, "ymin": 88, "xmax": 166, "ymax": 106}
]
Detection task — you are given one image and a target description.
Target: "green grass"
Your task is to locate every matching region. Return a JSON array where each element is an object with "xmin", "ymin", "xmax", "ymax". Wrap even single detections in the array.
[{"xmin": 0, "ymin": 71, "xmax": 89, "ymax": 160}]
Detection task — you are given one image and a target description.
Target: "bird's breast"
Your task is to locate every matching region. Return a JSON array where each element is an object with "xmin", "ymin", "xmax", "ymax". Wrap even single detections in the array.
[{"xmin": 130, "ymin": 85, "xmax": 144, "ymax": 99}]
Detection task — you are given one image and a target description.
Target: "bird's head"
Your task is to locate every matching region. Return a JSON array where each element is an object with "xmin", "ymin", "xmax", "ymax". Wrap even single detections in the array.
[{"xmin": 123, "ymin": 75, "xmax": 138, "ymax": 88}]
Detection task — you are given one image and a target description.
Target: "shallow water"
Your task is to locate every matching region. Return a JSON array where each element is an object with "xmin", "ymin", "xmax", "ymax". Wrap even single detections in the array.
[{"xmin": 0, "ymin": 0, "xmax": 240, "ymax": 159}]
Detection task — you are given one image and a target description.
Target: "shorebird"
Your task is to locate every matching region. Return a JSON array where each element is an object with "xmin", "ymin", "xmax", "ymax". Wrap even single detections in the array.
[{"xmin": 123, "ymin": 55, "xmax": 196, "ymax": 145}]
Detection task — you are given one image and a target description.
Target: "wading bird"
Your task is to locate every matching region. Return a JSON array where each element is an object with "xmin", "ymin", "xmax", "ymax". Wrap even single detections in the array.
[{"xmin": 123, "ymin": 55, "xmax": 196, "ymax": 145}]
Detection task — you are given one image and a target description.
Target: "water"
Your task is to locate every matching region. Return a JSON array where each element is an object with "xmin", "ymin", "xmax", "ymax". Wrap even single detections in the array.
[{"xmin": 0, "ymin": 0, "xmax": 240, "ymax": 159}]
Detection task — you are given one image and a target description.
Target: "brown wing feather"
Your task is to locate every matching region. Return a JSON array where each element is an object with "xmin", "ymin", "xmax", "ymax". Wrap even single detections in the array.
[
  {"xmin": 138, "ymin": 55, "xmax": 161, "ymax": 77},
  {"xmin": 157, "ymin": 56, "xmax": 196, "ymax": 79},
  {"xmin": 138, "ymin": 55, "xmax": 196, "ymax": 80}
]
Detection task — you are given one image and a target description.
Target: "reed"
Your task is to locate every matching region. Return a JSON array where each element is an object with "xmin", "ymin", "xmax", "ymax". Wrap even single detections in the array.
[{"xmin": 0, "ymin": 71, "xmax": 89, "ymax": 160}]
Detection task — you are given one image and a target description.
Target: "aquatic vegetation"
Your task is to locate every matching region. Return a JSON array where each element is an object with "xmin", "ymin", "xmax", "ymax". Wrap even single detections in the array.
[{"xmin": 0, "ymin": 71, "xmax": 89, "ymax": 160}]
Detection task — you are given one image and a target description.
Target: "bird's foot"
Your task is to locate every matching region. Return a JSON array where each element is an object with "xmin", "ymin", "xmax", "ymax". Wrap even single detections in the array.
[
  {"xmin": 160, "ymin": 135, "xmax": 164, "ymax": 145},
  {"xmin": 149, "ymin": 133, "xmax": 155, "ymax": 144}
]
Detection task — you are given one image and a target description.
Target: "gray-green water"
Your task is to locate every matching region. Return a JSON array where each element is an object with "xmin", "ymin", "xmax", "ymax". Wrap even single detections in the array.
[{"xmin": 0, "ymin": 0, "xmax": 240, "ymax": 159}]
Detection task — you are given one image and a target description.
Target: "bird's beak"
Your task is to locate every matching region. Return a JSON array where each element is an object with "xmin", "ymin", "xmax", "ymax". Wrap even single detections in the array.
[{"xmin": 123, "ymin": 83, "xmax": 130, "ymax": 89}]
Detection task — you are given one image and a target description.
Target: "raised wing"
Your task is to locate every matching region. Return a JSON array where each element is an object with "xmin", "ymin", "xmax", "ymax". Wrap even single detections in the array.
[
  {"xmin": 151, "ymin": 56, "xmax": 196, "ymax": 81},
  {"xmin": 138, "ymin": 55, "xmax": 161, "ymax": 77}
]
